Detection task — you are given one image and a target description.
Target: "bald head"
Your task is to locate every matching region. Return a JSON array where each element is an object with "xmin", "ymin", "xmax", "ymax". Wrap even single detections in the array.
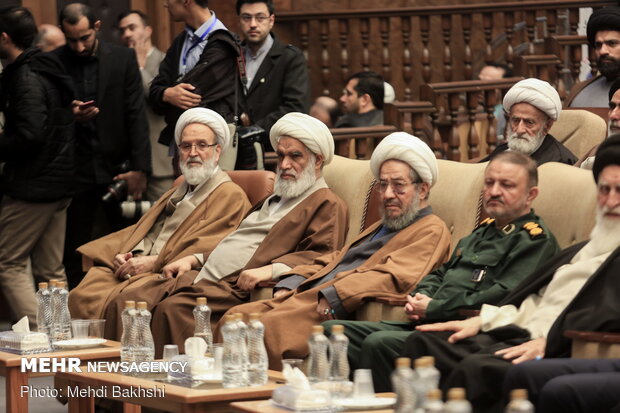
[{"xmin": 35, "ymin": 24, "xmax": 66, "ymax": 52}]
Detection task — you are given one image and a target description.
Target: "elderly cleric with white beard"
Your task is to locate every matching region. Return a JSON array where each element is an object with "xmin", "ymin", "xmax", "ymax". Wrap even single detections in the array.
[
  {"xmin": 68, "ymin": 108, "xmax": 252, "ymax": 321},
  {"xmin": 105, "ymin": 112, "xmax": 349, "ymax": 356},
  {"xmin": 481, "ymin": 78, "xmax": 577, "ymax": 166}
]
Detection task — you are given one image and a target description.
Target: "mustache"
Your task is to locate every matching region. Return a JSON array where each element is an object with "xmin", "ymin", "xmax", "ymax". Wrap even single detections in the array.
[
  {"xmin": 185, "ymin": 156, "xmax": 203, "ymax": 166},
  {"xmin": 485, "ymin": 195, "xmax": 504, "ymax": 204}
]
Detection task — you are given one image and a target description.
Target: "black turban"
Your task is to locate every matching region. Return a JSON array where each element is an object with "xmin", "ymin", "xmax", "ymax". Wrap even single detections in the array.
[
  {"xmin": 593, "ymin": 133, "xmax": 620, "ymax": 183},
  {"xmin": 587, "ymin": 6, "xmax": 620, "ymax": 46}
]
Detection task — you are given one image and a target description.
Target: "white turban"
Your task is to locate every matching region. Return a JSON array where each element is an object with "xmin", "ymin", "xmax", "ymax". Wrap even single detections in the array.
[
  {"xmin": 269, "ymin": 112, "xmax": 334, "ymax": 164},
  {"xmin": 370, "ymin": 132, "xmax": 438, "ymax": 187},
  {"xmin": 503, "ymin": 78, "xmax": 562, "ymax": 121},
  {"xmin": 174, "ymin": 108, "xmax": 230, "ymax": 152}
]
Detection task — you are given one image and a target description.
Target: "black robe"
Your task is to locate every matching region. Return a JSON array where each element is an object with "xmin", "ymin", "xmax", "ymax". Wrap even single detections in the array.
[{"xmin": 480, "ymin": 134, "xmax": 577, "ymax": 166}]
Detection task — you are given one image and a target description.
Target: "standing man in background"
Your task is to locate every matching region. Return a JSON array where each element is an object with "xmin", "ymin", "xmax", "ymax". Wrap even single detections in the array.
[
  {"xmin": 118, "ymin": 10, "xmax": 173, "ymax": 201},
  {"xmin": 149, "ymin": 0, "xmax": 241, "ymax": 162},
  {"xmin": 55, "ymin": 3, "xmax": 151, "ymax": 288},
  {"xmin": 236, "ymin": 0, "xmax": 310, "ymax": 158},
  {"xmin": 0, "ymin": 6, "xmax": 74, "ymax": 327}
]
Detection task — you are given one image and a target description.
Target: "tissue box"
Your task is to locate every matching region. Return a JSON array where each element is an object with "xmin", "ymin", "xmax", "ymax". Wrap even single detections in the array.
[
  {"xmin": 0, "ymin": 331, "xmax": 51, "ymax": 355},
  {"xmin": 271, "ymin": 385, "xmax": 332, "ymax": 412}
]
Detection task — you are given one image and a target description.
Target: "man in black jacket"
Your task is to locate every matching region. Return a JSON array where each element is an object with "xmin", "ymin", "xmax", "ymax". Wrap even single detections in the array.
[
  {"xmin": 149, "ymin": 0, "xmax": 240, "ymax": 152},
  {"xmin": 54, "ymin": 3, "xmax": 151, "ymax": 288},
  {"xmin": 0, "ymin": 6, "xmax": 74, "ymax": 327},
  {"xmin": 236, "ymin": 0, "xmax": 310, "ymax": 156}
]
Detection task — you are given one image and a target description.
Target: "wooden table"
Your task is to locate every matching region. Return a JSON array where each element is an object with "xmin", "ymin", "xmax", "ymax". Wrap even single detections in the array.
[
  {"xmin": 55, "ymin": 369, "xmax": 285, "ymax": 413},
  {"xmin": 0, "ymin": 340, "xmax": 120, "ymax": 413},
  {"xmin": 230, "ymin": 393, "xmax": 396, "ymax": 413}
]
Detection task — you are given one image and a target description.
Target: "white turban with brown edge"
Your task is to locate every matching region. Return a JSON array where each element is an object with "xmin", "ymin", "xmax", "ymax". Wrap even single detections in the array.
[
  {"xmin": 503, "ymin": 78, "xmax": 562, "ymax": 121},
  {"xmin": 174, "ymin": 107, "xmax": 230, "ymax": 152},
  {"xmin": 269, "ymin": 112, "xmax": 334, "ymax": 165},
  {"xmin": 370, "ymin": 132, "xmax": 438, "ymax": 187}
]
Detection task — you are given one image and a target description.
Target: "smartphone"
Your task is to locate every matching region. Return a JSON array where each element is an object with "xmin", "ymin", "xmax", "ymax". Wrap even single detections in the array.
[{"xmin": 79, "ymin": 100, "xmax": 96, "ymax": 109}]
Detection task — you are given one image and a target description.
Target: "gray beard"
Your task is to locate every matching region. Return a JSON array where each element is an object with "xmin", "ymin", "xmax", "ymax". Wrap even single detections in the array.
[
  {"xmin": 587, "ymin": 207, "xmax": 620, "ymax": 256},
  {"xmin": 380, "ymin": 189, "xmax": 422, "ymax": 230},
  {"xmin": 274, "ymin": 157, "xmax": 317, "ymax": 199},
  {"xmin": 506, "ymin": 124, "xmax": 546, "ymax": 155},
  {"xmin": 179, "ymin": 156, "xmax": 217, "ymax": 186}
]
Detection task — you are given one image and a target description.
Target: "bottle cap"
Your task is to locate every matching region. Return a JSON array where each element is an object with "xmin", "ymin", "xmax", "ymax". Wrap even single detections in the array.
[
  {"xmin": 197, "ymin": 297, "xmax": 207, "ymax": 305},
  {"xmin": 235, "ymin": 313, "xmax": 245, "ymax": 322},
  {"xmin": 249, "ymin": 313, "xmax": 260, "ymax": 321},
  {"xmin": 395, "ymin": 357, "xmax": 411, "ymax": 368},
  {"xmin": 427, "ymin": 388, "xmax": 442, "ymax": 400},
  {"xmin": 49, "ymin": 280, "xmax": 58, "ymax": 287},
  {"xmin": 225, "ymin": 314, "xmax": 235, "ymax": 323},
  {"xmin": 56, "ymin": 281, "xmax": 65, "ymax": 288},
  {"xmin": 312, "ymin": 325, "xmax": 324, "ymax": 334},
  {"xmin": 510, "ymin": 389, "xmax": 528, "ymax": 400},
  {"xmin": 331, "ymin": 324, "xmax": 344, "ymax": 334},
  {"xmin": 414, "ymin": 357, "xmax": 429, "ymax": 368},
  {"xmin": 447, "ymin": 388, "xmax": 466, "ymax": 400},
  {"xmin": 422, "ymin": 355, "xmax": 436, "ymax": 366},
  {"xmin": 137, "ymin": 301, "xmax": 147, "ymax": 309},
  {"xmin": 39, "ymin": 282, "xmax": 48, "ymax": 289},
  {"xmin": 125, "ymin": 300, "xmax": 136, "ymax": 309}
]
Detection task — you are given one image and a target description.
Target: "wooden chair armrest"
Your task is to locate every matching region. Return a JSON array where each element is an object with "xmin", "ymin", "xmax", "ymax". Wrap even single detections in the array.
[
  {"xmin": 250, "ymin": 281, "xmax": 278, "ymax": 302},
  {"xmin": 564, "ymin": 330, "xmax": 620, "ymax": 344},
  {"xmin": 458, "ymin": 309, "xmax": 481, "ymax": 318},
  {"xmin": 364, "ymin": 296, "xmax": 408, "ymax": 306}
]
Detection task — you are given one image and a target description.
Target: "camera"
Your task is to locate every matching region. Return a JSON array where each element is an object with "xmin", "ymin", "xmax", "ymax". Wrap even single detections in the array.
[
  {"xmin": 120, "ymin": 200, "xmax": 152, "ymax": 220},
  {"xmin": 102, "ymin": 161, "xmax": 131, "ymax": 203}
]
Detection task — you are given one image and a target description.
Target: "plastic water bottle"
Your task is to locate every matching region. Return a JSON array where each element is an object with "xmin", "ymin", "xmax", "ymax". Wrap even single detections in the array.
[
  {"xmin": 222, "ymin": 314, "xmax": 244, "ymax": 388},
  {"xmin": 424, "ymin": 388, "xmax": 444, "ymax": 413},
  {"xmin": 444, "ymin": 388, "xmax": 472, "ymax": 413},
  {"xmin": 51, "ymin": 281, "xmax": 71, "ymax": 342},
  {"xmin": 36, "ymin": 282, "xmax": 52, "ymax": 337},
  {"xmin": 328, "ymin": 324, "xmax": 350, "ymax": 382},
  {"xmin": 193, "ymin": 297, "xmax": 213, "ymax": 354},
  {"xmin": 247, "ymin": 313, "xmax": 268, "ymax": 386},
  {"xmin": 505, "ymin": 389, "xmax": 534, "ymax": 413},
  {"xmin": 133, "ymin": 301, "xmax": 155, "ymax": 363},
  {"xmin": 120, "ymin": 300, "xmax": 137, "ymax": 363},
  {"xmin": 415, "ymin": 356, "xmax": 441, "ymax": 408},
  {"xmin": 392, "ymin": 357, "xmax": 417, "ymax": 413},
  {"xmin": 48, "ymin": 279, "xmax": 58, "ymax": 292},
  {"xmin": 307, "ymin": 325, "xmax": 331, "ymax": 383},
  {"xmin": 235, "ymin": 314, "xmax": 250, "ymax": 385}
]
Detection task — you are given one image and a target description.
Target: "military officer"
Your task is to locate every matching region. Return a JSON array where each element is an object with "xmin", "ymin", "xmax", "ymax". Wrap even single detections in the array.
[{"xmin": 324, "ymin": 151, "xmax": 560, "ymax": 392}]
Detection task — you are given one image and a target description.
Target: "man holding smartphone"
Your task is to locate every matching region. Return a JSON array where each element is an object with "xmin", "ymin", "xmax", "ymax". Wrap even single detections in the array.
[{"xmin": 54, "ymin": 3, "xmax": 151, "ymax": 288}]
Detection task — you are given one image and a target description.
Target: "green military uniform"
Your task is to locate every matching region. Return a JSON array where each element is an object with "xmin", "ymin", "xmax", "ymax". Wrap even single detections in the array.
[{"xmin": 324, "ymin": 210, "xmax": 560, "ymax": 391}]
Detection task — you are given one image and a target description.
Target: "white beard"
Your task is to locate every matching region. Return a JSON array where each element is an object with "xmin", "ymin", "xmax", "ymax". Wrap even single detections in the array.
[
  {"xmin": 608, "ymin": 121, "xmax": 620, "ymax": 137},
  {"xmin": 380, "ymin": 187, "xmax": 422, "ymax": 230},
  {"xmin": 506, "ymin": 123, "xmax": 546, "ymax": 155},
  {"xmin": 587, "ymin": 206, "xmax": 620, "ymax": 256},
  {"xmin": 179, "ymin": 156, "xmax": 217, "ymax": 186},
  {"xmin": 274, "ymin": 155, "xmax": 317, "ymax": 199}
]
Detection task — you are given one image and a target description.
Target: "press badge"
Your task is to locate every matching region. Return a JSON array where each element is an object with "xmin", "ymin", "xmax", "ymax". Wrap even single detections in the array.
[{"xmin": 471, "ymin": 268, "xmax": 486, "ymax": 283}]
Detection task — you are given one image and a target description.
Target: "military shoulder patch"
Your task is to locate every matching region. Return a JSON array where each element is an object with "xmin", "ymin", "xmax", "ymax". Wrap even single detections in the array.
[{"xmin": 522, "ymin": 222, "xmax": 544, "ymax": 238}]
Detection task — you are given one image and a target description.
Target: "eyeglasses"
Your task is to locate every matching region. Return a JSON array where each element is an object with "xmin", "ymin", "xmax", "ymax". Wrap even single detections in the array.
[
  {"xmin": 239, "ymin": 13, "xmax": 271, "ymax": 23},
  {"xmin": 378, "ymin": 180, "xmax": 416, "ymax": 195},
  {"xmin": 178, "ymin": 142, "xmax": 218, "ymax": 153}
]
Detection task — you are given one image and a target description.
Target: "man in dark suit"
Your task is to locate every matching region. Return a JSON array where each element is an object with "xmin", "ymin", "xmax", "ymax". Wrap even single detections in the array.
[
  {"xmin": 235, "ymin": 0, "xmax": 310, "ymax": 156},
  {"xmin": 55, "ymin": 3, "xmax": 151, "ymax": 289}
]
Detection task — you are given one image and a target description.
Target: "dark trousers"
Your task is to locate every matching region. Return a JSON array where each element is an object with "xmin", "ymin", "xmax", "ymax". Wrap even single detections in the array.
[
  {"xmin": 504, "ymin": 358, "xmax": 620, "ymax": 413},
  {"xmin": 400, "ymin": 327, "xmax": 531, "ymax": 413},
  {"xmin": 63, "ymin": 185, "xmax": 124, "ymax": 289}
]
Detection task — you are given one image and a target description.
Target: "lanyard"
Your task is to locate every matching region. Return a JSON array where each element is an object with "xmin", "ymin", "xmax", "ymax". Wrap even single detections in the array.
[{"xmin": 181, "ymin": 18, "xmax": 219, "ymax": 71}]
